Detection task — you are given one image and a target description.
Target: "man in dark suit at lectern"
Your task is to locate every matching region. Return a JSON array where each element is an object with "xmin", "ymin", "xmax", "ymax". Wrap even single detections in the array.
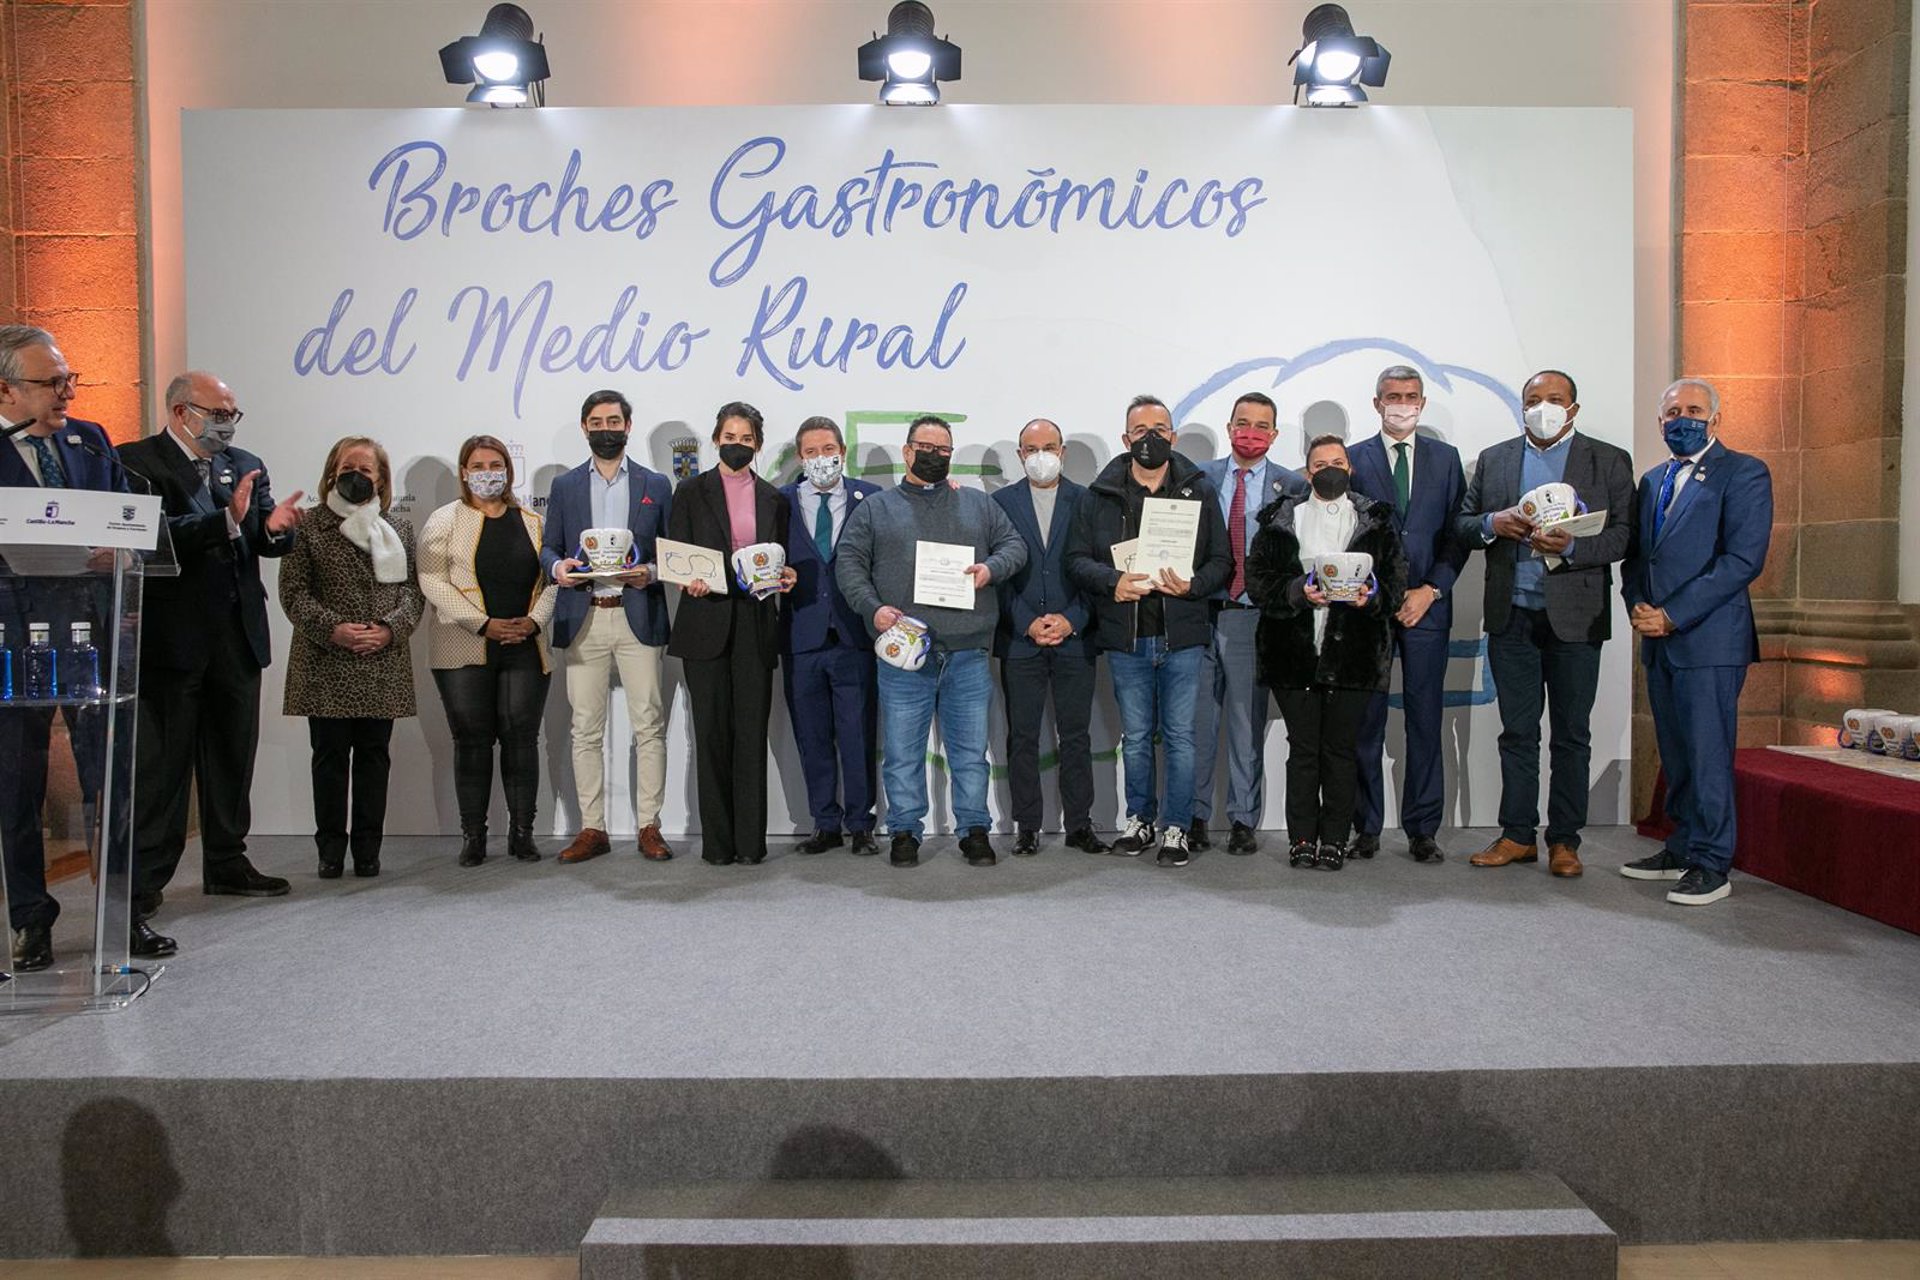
[
  {"xmin": 118, "ymin": 370, "xmax": 304, "ymax": 959},
  {"xmin": 1453, "ymin": 370, "xmax": 1635, "ymax": 879},
  {"xmin": 0, "ymin": 325, "xmax": 127, "ymax": 974},
  {"xmin": 1620, "ymin": 377, "xmax": 1772, "ymax": 907},
  {"xmin": 780, "ymin": 416, "xmax": 883, "ymax": 856}
]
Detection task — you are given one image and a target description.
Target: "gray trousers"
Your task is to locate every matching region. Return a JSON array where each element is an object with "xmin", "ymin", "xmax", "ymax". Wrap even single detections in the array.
[{"xmin": 1192, "ymin": 605, "xmax": 1270, "ymax": 828}]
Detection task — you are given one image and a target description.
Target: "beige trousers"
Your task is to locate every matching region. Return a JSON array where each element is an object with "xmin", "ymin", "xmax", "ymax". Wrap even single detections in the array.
[{"xmin": 563, "ymin": 605, "xmax": 667, "ymax": 830}]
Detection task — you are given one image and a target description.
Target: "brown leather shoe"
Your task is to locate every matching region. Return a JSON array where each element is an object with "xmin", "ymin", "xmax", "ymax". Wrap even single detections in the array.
[
  {"xmin": 558, "ymin": 828, "xmax": 611, "ymax": 864},
  {"xmin": 638, "ymin": 824, "xmax": 674, "ymax": 861},
  {"xmin": 1470, "ymin": 837, "xmax": 1539, "ymax": 867},
  {"xmin": 1549, "ymin": 843, "xmax": 1584, "ymax": 877}
]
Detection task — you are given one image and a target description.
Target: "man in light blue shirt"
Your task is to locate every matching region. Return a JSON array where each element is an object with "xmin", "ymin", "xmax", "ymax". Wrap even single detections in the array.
[{"xmin": 1192, "ymin": 392, "xmax": 1307, "ymax": 854}]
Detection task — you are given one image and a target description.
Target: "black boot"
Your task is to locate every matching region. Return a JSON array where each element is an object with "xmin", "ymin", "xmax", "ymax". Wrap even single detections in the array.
[
  {"xmin": 508, "ymin": 822, "xmax": 542, "ymax": 862},
  {"xmin": 458, "ymin": 824, "xmax": 488, "ymax": 868},
  {"xmin": 318, "ymin": 839, "xmax": 347, "ymax": 880}
]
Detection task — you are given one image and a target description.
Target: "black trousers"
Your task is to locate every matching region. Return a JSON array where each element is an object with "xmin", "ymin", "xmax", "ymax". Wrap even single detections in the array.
[
  {"xmin": 1488, "ymin": 606, "xmax": 1604, "ymax": 849},
  {"xmin": 1275, "ymin": 685, "xmax": 1372, "ymax": 846},
  {"xmin": 0, "ymin": 703, "xmax": 104, "ymax": 930},
  {"xmin": 1000, "ymin": 646, "xmax": 1098, "ymax": 833},
  {"xmin": 432, "ymin": 663, "xmax": 551, "ymax": 830},
  {"xmin": 133, "ymin": 618, "xmax": 263, "ymax": 911},
  {"xmin": 683, "ymin": 604, "xmax": 774, "ymax": 864},
  {"xmin": 308, "ymin": 717, "xmax": 395, "ymax": 865}
]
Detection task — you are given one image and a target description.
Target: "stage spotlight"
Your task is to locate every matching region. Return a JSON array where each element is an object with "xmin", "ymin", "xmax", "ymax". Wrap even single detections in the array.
[
  {"xmin": 1290, "ymin": 4, "xmax": 1390, "ymax": 107},
  {"xmin": 858, "ymin": 2, "xmax": 962, "ymax": 106},
  {"xmin": 440, "ymin": 3, "xmax": 551, "ymax": 108}
]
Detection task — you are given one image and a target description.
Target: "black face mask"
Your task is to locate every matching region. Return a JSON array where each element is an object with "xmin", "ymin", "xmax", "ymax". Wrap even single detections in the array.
[
  {"xmin": 587, "ymin": 430, "xmax": 628, "ymax": 461},
  {"xmin": 335, "ymin": 470, "xmax": 376, "ymax": 506},
  {"xmin": 718, "ymin": 442, "xmax": 756, "ymax": 472},
  {"xmin": 1310, "ymin": 466, "xmax": 1351, "ymax": 501},
  {"xmin": 1130, "ymin": 433, "xmax": 1174, "ymax": 470},
  {"xmin": 909, "ymin": 449, "xmax": 951, "ymax": 485}
]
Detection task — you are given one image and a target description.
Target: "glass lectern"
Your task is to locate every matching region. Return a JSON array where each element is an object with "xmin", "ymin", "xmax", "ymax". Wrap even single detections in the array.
[{"xmin": 0, "ymin": 487, "xmax": 170, "ymax": 1012}]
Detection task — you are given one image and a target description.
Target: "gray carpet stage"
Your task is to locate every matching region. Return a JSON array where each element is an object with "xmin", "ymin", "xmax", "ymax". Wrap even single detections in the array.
[{"xmin": 3, "ymin": 826, "xmax": 1918, "ymax": 1260}]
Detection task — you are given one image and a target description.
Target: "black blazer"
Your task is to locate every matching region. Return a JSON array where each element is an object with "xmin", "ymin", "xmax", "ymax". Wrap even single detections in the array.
[
  {"xmin": 1246, "ymin": 493, "xmax": 1408, "ymax": 693},
  {"xmin": 1452, "ymin": 431, "xmax": 1635, "ymax": 644},
  {"xmin": 117, "ymin": 433, "xmax": 293, "ymax": 672},
  {"xmin": 992, "ymin": 477, "xmax": 1095, "ymax": 659},
  {"xmin": 664, "ymin": 467, "xmax": 790, "ymax": 668}
]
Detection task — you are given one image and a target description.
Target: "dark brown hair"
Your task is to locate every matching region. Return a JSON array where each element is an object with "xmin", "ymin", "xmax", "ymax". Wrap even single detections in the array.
[{"xmin": 457, "ymin": 434, "xmax": 518, "ymax": 508}]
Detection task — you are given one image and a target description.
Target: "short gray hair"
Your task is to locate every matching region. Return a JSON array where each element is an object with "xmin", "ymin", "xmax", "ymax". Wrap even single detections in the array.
[
  {"xmin": 1661, "ymin": 377, "xmax": 1720, "ymax": 416},
  {"xmin": 1375, "ymin": 365, "xmax": 1423, "ymax": 397},
  {"xmin": 163, "ymin": 373, "xmax": 197, "ymax": 411},
  {"xmin": 0, "ymin": 325, "xmax": 57, "ymax": 383}
]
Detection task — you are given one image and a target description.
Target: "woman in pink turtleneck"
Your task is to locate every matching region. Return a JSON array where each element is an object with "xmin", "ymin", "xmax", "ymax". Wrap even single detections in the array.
[{"xmin": 666, "ymin": 402, "xmax": 797, "ymax": 865}]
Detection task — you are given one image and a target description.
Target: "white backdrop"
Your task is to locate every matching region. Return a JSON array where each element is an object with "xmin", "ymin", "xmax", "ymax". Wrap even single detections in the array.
[{"xmin": 182, "ymin": 106, "xmax": 1633, "ymax": 837}]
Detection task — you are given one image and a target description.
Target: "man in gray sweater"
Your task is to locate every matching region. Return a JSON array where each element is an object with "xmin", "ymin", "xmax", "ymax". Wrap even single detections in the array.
[{"xmin": 837, "ymin": 415, "xmax": 1027, "ymax": 868}]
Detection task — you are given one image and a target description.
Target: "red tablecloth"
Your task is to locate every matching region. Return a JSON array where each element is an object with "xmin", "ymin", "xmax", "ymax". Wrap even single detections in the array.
[{"xmin": 1639, "ymin": 748, "xmax": 1920, "ymax": 934}]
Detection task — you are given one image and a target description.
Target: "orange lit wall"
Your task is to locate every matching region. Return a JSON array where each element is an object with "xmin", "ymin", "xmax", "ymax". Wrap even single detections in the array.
[{"xmin": 0, "ymin": 0, "xmax": 143, "ymax": 443}]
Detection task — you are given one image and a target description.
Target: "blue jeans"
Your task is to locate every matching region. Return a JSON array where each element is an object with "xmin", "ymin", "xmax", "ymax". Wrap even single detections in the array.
[
  {"xmin": 1107, "ymin": 637, "xmax": 1203, "ymax": 829},
  {"xmin": 877, "ymin": 647, "xmax": 991, "ymax": 839}
]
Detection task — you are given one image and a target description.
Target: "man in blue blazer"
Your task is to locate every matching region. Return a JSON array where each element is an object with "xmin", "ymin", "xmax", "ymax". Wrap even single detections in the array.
[
  {"xmin": 993, "ymin": 418, "xmax": 1108, "ymax": 857},
  {"xmin": 540, "ymin": 389, "xmax": 675, "ymax": 865},
  {"xmin": 0, "ymin": 325, "xmax": 128, "ymax": 973},
  {"xmin": 781, "ymin": 416, "xmax": 882, "ymax": 856},
  {"xmin": 1621, "ymin": 378, "xmax": 1772, "ymax": 906},
  {"xmin": 1192, "ymin": 392, "xmax": 1307, "ymax": 854},
  {"xmin": 1347, "ymin": 365, "xmax": 1469, "ymax": 863}
]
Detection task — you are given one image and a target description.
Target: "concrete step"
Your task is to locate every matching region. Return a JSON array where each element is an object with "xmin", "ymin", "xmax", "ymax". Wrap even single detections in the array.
[{"xmin": 579, "ymin": 1170, "xmax": 1616, "ymax": 1279}]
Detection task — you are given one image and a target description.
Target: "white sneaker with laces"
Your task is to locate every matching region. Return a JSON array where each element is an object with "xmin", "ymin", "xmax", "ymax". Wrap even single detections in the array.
[{"xmin": 1111, "ymin": 816, "xmax": 1156, "ymax": 856}]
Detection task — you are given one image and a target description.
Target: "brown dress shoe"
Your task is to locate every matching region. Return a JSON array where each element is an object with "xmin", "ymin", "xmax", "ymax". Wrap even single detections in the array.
[
  {"xmin": 1470, "ymin": 837, "xmax": 1539, "ymax": 867},
  {"xmin": 1549, "ymin": 843, "xmax": 1584, "ymax": 877},
  {"xmin": 638, "ymin": 825, "xmax": 674, "ymax": 861},
  {"xmin": 558, "ymin": 828, "xmax": 611, "ymax": 864}
]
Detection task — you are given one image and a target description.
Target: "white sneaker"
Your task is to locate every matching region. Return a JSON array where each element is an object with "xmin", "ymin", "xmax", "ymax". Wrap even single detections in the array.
[
  {"xmin": 1111, "ymin": 816, "xmax": 1157, "ymax": 856},
  {"xmin": 1156, "ymin": 825, "xmax": 1190, "ymax": 867}
]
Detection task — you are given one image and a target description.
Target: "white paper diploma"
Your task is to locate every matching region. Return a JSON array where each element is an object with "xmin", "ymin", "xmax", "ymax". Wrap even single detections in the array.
[
  {"xmin": 1136, "ymin": 497, "xmax": 1200, "ymax": 586},
  {"xmin": 655, "ymin": 537, "xmax": 728, "ymax": 594},
  {"xmin": 1537, "ymin": 508, "xmax": 1607, "ymax": 569},
  {"xmin": 913, "ymin": 540, "xmax": 976, "ymax": 609}
]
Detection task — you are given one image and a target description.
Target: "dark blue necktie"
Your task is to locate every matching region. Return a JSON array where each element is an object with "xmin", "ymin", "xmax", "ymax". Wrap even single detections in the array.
[
  {"xmin": 28, "ymin": 435, "xmax": 68, "ymax": 489},
  {"xmin": 1652, "ymin": 458, "xmax": 1685, "ymax": 540}
]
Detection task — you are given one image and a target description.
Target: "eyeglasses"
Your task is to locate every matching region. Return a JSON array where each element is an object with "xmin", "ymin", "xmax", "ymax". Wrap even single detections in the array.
[
  {"xmin": 11, "ymin": 373, "xmax": 80, "ymax": 393},
  {"xmin": 188, "ymin": 403, "xmax": 245, "ymax": 428},
  {"xmin": 908, "ymin": 442, "xmax": 954, "ymax": 456}
]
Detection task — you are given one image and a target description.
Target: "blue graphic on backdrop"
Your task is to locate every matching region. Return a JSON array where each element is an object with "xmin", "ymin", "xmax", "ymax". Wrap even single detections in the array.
[{"xmin": 1176, "ymin": 338, "xmax": 1516, "ymax": 709}]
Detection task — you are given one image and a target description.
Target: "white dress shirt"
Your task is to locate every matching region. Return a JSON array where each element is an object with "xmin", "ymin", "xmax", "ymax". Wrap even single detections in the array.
[
  {"xmin": 1296, "ymin": 491, "xmax": 1358, "ymax": 653},
  {"xmin": 3, "ymin": 413, "xmax": 47, "ymax": 485}
]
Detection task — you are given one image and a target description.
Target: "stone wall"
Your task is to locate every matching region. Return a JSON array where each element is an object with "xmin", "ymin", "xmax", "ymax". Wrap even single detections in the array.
[
  {"xmin": 1650, "ymin": 0, "xmax": 1919, "ymax": 814},
  {"xmin": 2, "ymin": 0, "xmax": 143, "ymax": 440}
]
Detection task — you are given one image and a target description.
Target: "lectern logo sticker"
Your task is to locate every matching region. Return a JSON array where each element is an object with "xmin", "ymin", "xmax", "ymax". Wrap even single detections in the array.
[
  {"xmin": 44, "ymin": 501, "xmax": 59, "ymax": 520},
  {"xmin": 123, "ymin": 505, "xmax": 138, "ymax": 521}
]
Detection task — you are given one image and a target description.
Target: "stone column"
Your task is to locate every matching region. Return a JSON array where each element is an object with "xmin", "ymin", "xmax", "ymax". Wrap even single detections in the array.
[
  {"xmin": 3, "ymin": 0, "xmax": 143, "ymax": 441},
  {"xmin": 1654, "ymin": 0, "xmax": 1919, "ymax": 818}
]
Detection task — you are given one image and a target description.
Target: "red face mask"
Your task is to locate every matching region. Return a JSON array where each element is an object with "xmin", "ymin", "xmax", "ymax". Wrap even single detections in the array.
[{"xmin": 1230, "ymin": 428, "xmax": 1273, "ymax": 460}]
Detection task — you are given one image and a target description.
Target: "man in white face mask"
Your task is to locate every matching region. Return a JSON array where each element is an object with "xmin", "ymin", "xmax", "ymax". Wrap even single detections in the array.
[
  {"xmin": 779, "ymin": 416, "xmax": 884, "ymax": 856},
  {"xmin": 1452, "ymin": 369, "xmax": 1634, "ymax": 878},
  {"xmin": 1346, "ymin": 365, "xmax": 1468, "ymax": 863},
  {"xmin": 991, "ymin": 419, "xmax": 1107, "ymax": 856}
]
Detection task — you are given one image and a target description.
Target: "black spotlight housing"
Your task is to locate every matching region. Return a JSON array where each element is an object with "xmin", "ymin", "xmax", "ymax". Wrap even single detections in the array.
[
  {"xmin": 857, "ymin": 1, "xmax": 962, "ymax": 106},
  {"xmin": 1290, "ymin": 3, "xmax": 1390, "ymax": 107},
  {"xmin": 440, "ymin": 3, "xmax": 551, "ymax": 107}
]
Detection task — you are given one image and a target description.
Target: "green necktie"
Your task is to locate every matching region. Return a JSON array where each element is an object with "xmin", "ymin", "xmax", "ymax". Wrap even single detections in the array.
[
  {"xmin": 814, "ymin": 494, "xmax": 834, "ymax": 561},
  {"xmin": 1392, "ymin": 441, "xmax": 1411, "ymax": 515}
]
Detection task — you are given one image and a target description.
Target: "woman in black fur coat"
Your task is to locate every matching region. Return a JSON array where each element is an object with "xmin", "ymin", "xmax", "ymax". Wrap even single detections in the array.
[{"xmin": 1246, "ymin": 435, "xmax": 1409, "ymax": 870}]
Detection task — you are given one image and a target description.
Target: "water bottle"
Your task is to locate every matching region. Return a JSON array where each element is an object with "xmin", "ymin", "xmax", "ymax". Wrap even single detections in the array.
[
  {"xmin": 0, "ymin": 621, "xmax": 13, "ymax": 701},
  {"xmin": 24, "ymin": 622, "xmax": 56, "ymax": 700},
  {"xmin": 66, "ymin": 621, "xmax": 101, "ymax": 699}
]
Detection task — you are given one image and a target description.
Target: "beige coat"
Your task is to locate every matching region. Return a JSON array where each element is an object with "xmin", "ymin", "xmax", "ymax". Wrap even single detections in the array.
[
  {"xmin": 279, "ymin": 505, "xmax": 423, "ymax": 719},
  {"xmin": 417, "ymin": 499, "xmax": 556, "ymax": 672}
]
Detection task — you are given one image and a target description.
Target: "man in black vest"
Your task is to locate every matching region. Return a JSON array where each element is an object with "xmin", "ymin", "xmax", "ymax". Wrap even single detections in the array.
[{"xmin": 119, "ymin": 371, "xmax": 303, "ymax": 957}]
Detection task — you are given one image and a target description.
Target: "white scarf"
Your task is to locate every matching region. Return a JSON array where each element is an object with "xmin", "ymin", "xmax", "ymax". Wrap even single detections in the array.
[
  {"xmin": 1296, "ymin": 494, "xmax": 1358, "ymax": 653},
  {"xmin": 326, "ymin": 490, "xmax": 408, "ymax": 584}
]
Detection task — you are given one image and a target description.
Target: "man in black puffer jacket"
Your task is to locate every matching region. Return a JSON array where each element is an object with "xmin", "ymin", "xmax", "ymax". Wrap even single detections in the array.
[{"xmin": 1064, "ymin": 394, "xmax": 1231, "ymax": 868}]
